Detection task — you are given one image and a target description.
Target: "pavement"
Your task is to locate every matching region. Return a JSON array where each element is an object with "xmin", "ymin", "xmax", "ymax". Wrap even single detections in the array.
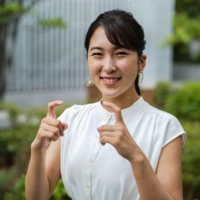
[{"xmin": 3, "ymin": 89, "xmax": 87, "ymax": 108}]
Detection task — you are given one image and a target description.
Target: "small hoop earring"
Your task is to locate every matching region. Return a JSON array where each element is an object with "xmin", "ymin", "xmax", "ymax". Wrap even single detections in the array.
[
  {"xmin": 87, "ymin": 78, "xmax": 93, "ymax": 87},
  {"xmin": 138, "ymin": 71, "xmax": 144, "ymax": 83}
]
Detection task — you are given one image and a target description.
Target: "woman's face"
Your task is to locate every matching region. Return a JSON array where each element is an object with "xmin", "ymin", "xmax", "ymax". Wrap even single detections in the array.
[{"xmin": 87, "ymin": 26, "xmax": 146, "ymax": 100}]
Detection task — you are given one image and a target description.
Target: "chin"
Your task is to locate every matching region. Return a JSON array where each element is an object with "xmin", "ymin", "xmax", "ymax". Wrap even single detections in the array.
[{"xmin": 101, "ymin": 91, "xmax": 121, "ymax": 99}]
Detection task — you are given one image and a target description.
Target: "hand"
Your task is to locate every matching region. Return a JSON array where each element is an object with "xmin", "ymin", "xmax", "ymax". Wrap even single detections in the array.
[
  {"xmin": 32, "ymin": 100, "xmax": 68, "ymax": 150},
  {"xmin": 98, "ymin": 102, "xmax": 137, "ymax": 161}
]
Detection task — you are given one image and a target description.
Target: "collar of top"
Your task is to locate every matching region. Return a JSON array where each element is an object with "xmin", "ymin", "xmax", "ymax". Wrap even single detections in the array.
[{"xmin": 97, "ymin": 97, "xmax": 145, "ymax": 117}]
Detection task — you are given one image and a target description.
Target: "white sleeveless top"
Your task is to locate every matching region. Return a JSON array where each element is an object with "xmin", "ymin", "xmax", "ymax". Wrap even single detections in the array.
[{"xmin": 59, "ymin": 97, "xmax": 186, "ymax": 200}]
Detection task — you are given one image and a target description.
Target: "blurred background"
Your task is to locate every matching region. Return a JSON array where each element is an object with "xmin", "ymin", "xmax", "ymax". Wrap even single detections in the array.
[{"xmin": 0, "ymin": 0, "xmax": 200, "ymax": 199}]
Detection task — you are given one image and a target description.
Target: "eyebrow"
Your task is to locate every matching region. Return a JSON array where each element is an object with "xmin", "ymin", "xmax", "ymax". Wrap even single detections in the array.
[
  {"xmin": 90, "ymin": 47, "xmax": 103, "ymax": 51},
  {"xmin": 89, "ymin": 45, "xmax": 127, "ymax": 51}
]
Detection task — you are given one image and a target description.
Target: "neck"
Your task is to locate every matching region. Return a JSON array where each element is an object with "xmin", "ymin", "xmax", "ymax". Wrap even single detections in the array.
[{"xmin": 101, "ymin": 93, "xmax": 140, "ymax": 112}]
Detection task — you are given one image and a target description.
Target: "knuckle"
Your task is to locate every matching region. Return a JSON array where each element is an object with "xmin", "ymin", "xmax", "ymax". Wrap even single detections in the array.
[
  {"xmin": 41, "ymin": 118, "xmax": 46, "ymax": 124},
  {"xmin": 47, "ymin": 102, "xmax": 52, "ymax": 108},
  {"xmin": 50, "ymin": 132, "xmax": 55, "ymax": 138},
  {"xmin": 56, "ymin": 127, "xmax": 60, "ymax": 133},
  {"xmin": 55, "ymin": 120, "xmax": 61, "ymax": 127},
  {"xmin": 53, "ymin": 127, "xmax": 59, "ymax": 134},
  {"xmin": 100, "ymin": 137, "xmax": 105, "ymax": 144},
  {"xmin": 114, "ymin": 139, "xmax": 120, "ymax": 146},
  {"xmin": 99, "ymin": 131, "xmax": 104, "ymax": 136},
  {"xmin": 118, "ymin": 132, "xmax": 123, "ymax": 138},
  {"xmin": 119, "ymin": 126, "xmax": 125, "ymax": 133},
  {"xmin": 39, "ymin": 124, "xmax": 44, "ymax": 131}
]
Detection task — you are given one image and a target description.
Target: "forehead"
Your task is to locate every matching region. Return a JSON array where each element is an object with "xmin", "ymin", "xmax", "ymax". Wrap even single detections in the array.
[
  {"xmin": 89, "ymin": 27, "xmax": 112, "ymax": 49},
  {"xmin": 89, "ymin": 26, "xmax": 134, "ymax": 52}
]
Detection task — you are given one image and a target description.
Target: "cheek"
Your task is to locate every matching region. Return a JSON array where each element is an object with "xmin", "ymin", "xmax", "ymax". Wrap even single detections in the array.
[
  {"xmin": 88, "ymin": 59, "xmax": 102, "ymax": 74},
  {"xmin": 117, "ymin": 59, "xmax": 137, "ymax": 72}
]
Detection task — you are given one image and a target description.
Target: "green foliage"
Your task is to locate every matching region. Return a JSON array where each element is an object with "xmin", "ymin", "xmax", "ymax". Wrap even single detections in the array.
[
  {"xmin": 164, "ymin": 82, "xmax": 200, "ymax": 121},
  {"xmin": 181, "ymin": 121, "xmax": 200, "ymax": 199},
  {"xmin": 163, "ymin": 0, "xmax": 200, "ymax": 46},
  {"xmin": 0, "ymin": 2, "xmax": 68, "ymax": 28},
  {"xmin": 154, "ymin": 81, "xmax": 172, "ymax": 109},
  {"xmin": 154, "ymin": 81, "xmax": 200, "ymax": 121},
  {"xmin": 0, "ymin": 2, "xmax": 29, "ymax": 25},
  {"xmin": 175, "ymin": 0, "xmax": 200, "ymax": 18},
  {"xmin": 39, "ymin": 17, "xmax": 68, "ymax": 29},
  {"xmin": 162, "ymin": 0, "xmax": 200, "ymax": 63},
  {"xmin": 3, "ymin": 174, "xmax": 26, "ymax": 200},
  {"xmin": 50, "ymin": 179, "xmax": 72, "ymax": 200},
  {"xmin": 154, "ymin": 81, "xmax": 200, "ymax": 199},
  {"xmin": 163, "ymin": 13, "xmax": 200, "ymax": 46},
  {"xmin": 0, "ymin": 101, "xmax": 71, "ymax": 199},
  {"xmin": 2, "ymin": 175, "xmax": 71, "ymax": 200}
]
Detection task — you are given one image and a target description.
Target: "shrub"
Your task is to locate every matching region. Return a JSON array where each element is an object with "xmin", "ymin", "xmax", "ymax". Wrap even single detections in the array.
[
  {"xmin": 154, "ymin": 81, "xmax": 172, "ymax": 109},
  {"xmin": 154, "ymin": 81, "xmax": 200, "ymax": 199},
  {"xmin": 50, "ymin": 179, "xmax": 72, "ymax": 200},
  {"xmin": 164, "ymin": 82, "xmax": 200, "ymax": 121},
  {"xmin": 2, "ymin": 175, "xmax": 71, "ymax": 200},
  {"xmin": 3, "ymin": 174, "xmax": 26, "ymax": 200},
  {"xmin": 0, "ymin": 101, "xmax": 71, "ymax": 199},
  {"xmin": 181, "ymin": 121, "xmax": 200, "ymax": 200},
  {"xmin": 154, "ymin": 81, "xmax": 200, "ymax": 121}
]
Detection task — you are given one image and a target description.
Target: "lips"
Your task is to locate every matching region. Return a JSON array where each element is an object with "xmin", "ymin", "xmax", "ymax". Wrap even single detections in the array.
[
  {"xmin": 102, "ymin": 78, "xmax": 119, "ymax": 82},
  {"xmin": 100, "ymin": 76, "xmax": 122, "ymax": 84}
]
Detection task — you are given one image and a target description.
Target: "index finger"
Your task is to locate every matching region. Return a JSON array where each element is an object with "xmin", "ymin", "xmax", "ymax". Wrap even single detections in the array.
[
  {"xmin": 103, "ymin": 102, "xmax": 124, "ymax": 124},
  {"xmin": 47, "ymin": 100, "xmax": 63, "ymax": 118}
]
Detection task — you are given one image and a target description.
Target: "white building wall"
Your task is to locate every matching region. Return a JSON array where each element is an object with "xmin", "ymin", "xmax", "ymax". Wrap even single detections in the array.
[{"xmin": 7, "ymin": 0, "xmax": 175, "ymax": 91}]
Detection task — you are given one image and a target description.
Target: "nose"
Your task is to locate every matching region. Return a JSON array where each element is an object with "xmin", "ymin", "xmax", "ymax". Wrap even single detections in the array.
[{"xmin": 103, "ymin": 56, "xmax": 116, "ymax": 73}]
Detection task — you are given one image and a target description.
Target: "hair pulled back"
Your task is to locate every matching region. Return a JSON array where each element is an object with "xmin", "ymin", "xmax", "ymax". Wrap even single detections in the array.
[{"xmin": 84, "ymin": 9, "xmax": 146, "ymax": 95}]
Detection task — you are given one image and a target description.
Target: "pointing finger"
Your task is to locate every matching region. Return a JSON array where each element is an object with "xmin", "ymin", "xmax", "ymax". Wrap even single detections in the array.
[
  {"xmin": 103, "ymin": 102, "xmax": 124, "ymax": 124},
  {"xmin": 47, "ymin": 100, "xmax": 63, "ymax": 118}
]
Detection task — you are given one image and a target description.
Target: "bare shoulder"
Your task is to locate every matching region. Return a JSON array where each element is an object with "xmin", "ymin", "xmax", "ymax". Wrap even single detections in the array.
[
  {"xmin": 46, "ymin": 138, "xmax": 61, "ymax": 196},
  {"xmin": 156, "ymin": 136, "xmax": 183, "ymax": 200}
]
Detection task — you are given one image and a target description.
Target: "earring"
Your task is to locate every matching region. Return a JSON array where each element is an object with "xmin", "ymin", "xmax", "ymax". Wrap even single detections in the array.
[
  {"xmin": 87, "ymin": 78, "xmax": 93, "ymax": 87},
  {"xmin": 138, "ymin": 71, "xmax": 144, "ymax": 83}
]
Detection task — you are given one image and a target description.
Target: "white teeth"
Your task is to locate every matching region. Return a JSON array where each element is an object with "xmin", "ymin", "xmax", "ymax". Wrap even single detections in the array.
[{"xmin": 103, "ymin": 78, "xmax": 118, "ymax": 83}]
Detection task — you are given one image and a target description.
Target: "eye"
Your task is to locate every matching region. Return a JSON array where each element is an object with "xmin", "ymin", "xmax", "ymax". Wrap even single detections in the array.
[
  {"xmin": 116, "ymin": 52, "xmax": 127, "ymax": 56},
  {"xmin": 92, "ymin": 52, "xmax": 102, "ymax": 56}
]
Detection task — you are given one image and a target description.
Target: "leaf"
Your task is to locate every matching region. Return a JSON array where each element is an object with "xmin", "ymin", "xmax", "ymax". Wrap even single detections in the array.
[{"xmin": 38, "ymin": 17, "xmax": 68, "ymax": 29}]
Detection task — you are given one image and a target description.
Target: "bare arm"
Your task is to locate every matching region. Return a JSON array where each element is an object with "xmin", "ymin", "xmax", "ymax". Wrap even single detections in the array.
[
  {"xmin": 99, "ymin": 102, "xmax": 183, "ymax": 200},
  {"xmin": 25, "ymin": 101, "xmax": 67, "ymax": 200},
  {"xmin": 130, "ymin": 136, "xmax": 183, "ymax": 200}
]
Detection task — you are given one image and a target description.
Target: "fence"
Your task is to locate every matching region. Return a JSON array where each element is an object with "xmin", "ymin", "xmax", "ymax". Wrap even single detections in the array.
[{"xmin": 6, "ymin": 0, "xmax": 174, "ymax": 92}]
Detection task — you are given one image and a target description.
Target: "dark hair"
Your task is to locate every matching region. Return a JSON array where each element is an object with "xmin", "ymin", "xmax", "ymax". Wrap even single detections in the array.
[{"xmin": 84, "ymin": 9, "xmax": 146, "ymax": 95}]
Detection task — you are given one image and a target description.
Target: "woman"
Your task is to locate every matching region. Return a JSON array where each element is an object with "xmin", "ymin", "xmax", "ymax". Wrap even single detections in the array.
[{"xmin": 25, "ymin": 9, "xmax": 186, "ymax": 200}]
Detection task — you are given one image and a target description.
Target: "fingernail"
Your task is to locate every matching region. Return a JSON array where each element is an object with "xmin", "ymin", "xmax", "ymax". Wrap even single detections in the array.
[{"xmin": 57, "ymin": 100, "xmax": 63, "ymax": 104}]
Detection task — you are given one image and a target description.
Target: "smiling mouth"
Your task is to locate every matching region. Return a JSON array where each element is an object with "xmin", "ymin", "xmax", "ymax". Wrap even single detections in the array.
[{"xmin": 100, "ymin": 77, "xmax": 122, "ymax": 83}]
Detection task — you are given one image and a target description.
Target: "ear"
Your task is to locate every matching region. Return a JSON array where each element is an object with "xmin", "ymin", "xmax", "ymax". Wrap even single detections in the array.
[{"xmin": 138, "ymin": 54, "xmax": 147, "ymax": 72}]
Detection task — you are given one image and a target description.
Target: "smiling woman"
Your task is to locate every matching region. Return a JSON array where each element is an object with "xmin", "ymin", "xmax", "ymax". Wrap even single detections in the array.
[
  {"xmin": 87, "ymin": 26, "xmax": 146, "ymax": 104},
  {"xmin": 25, "ymin": 9, "xmax": 186, "ymax": 200}
]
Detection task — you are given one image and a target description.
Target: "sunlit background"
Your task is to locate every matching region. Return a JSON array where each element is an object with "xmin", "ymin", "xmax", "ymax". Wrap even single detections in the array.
[{"xmin": 0, "ymin": 0, "xmax": 200, "ymax": 199}]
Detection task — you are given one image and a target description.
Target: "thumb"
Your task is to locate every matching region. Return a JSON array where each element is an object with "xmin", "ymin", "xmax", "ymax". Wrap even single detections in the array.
[
  {"xmin": 62, "ymin": 122, "xmax": 68, "ymax": 130},
  {"xmin": 47, "ymin": 100, "xmax": 63, "ymax": 118}
]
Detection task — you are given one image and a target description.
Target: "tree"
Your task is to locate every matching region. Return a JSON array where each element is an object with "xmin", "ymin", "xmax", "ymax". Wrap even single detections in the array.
[
  {"xmin": 0, "ymin": 0, "xmax": 67, "ymax": 99},
  {"xmin": 162, "ymin": 0, "xmax": 200, "ymax": 63}
]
